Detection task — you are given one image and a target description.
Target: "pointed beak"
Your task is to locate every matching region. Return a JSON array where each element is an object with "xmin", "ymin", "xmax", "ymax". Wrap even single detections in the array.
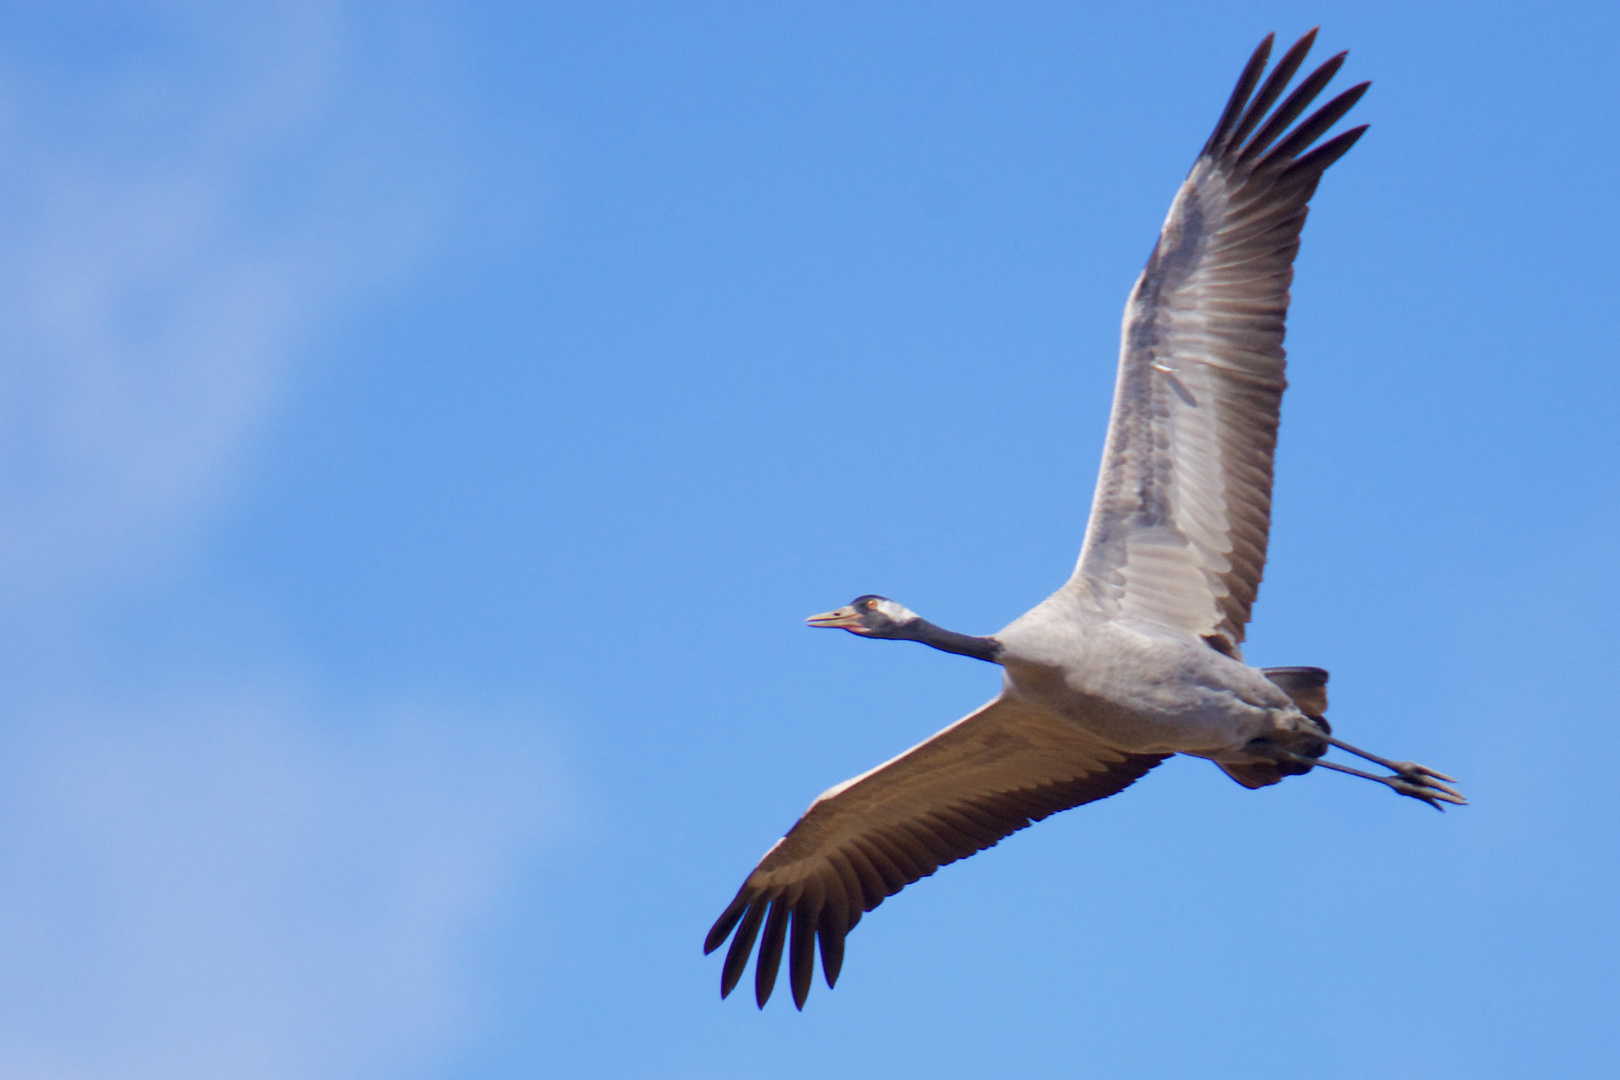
[{"xmin": 806, "ymin": 605, "xmax": 864, "ymax": 629}]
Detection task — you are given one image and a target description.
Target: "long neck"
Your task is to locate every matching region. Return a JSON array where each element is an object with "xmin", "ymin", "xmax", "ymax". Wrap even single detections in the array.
[{"xmin": 901, "ymin": 620, "xmax": 1004, "ymax": 664}]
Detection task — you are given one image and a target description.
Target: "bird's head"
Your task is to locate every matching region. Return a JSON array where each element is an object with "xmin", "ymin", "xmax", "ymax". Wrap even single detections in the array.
[{"xmin": 805, "ymin": 595, "xmax": 922, "ymax": 639}]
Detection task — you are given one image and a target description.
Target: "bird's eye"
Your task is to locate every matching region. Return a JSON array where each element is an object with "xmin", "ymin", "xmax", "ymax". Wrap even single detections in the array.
[{"xmin": 864, "ymin": 599, "xmax": 879, "ymax": 610}]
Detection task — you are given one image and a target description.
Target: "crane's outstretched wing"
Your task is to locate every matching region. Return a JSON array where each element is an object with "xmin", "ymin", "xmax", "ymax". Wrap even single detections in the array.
[
  {"xmin": 1072, "ymin": 31, "xmax": 1367, "ymax": 657},
  {"xmin": 704, "ymin": 695, "xmax": 1167, "ymax": 1009}
]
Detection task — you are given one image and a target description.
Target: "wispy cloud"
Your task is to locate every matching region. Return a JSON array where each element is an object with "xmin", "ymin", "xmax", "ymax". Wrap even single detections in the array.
[
  {"xmin": 0, "ymin": 2, "xmax": 456, "ymax": 605},
  {"xmin": 0, "ymin": 6, "xmax": 566, "ymax": 1077}
]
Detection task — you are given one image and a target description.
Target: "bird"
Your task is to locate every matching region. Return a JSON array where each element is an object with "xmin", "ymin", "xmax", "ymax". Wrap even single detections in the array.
[{"xmin": 704, "ymin": 29, "xmax": 1464, "ymax": 1011}]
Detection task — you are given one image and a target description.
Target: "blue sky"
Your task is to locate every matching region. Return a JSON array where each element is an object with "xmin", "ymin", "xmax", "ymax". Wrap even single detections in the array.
[{"xmin": 0, "ymin": 2, "xmax": 1614, "ymax": 1077}]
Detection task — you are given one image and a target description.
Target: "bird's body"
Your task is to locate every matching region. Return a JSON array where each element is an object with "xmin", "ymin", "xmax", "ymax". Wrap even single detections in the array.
[
  {"xmin": 706, "ymin": 30, "xmax": 1463, "ymax": 1011},
  {"xmin": 996, "ymin": 601, "xmax": 1304, "ymax": 758}
]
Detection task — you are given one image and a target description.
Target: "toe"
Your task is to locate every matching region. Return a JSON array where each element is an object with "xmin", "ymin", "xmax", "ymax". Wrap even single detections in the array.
[
  {"xmin": 1386, "ymin": 776, "xmax": 1468, "ymax": 809},
  {"xmin": 1393, "ymin": 760, "xmax": 1459, "ymax": 783}
]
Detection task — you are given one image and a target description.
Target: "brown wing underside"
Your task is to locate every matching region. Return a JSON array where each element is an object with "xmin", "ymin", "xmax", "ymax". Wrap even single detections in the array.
[{"xmin": 703, "ymin": 695, "xmax": 1168, "ymax": 1009}]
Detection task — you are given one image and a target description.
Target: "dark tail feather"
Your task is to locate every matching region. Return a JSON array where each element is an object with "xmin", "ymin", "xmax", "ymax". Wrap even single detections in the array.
[
  {"xmin": 1218, "ymin": 761, "xmax": 1289, "ymax": 789},
  {"xmin": 1262, "ymin": 666, "xmax": 1330, "ymax": 725}
]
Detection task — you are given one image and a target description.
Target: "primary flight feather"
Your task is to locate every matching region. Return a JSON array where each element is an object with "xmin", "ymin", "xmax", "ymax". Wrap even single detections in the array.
[{"xmin": 706, "ymin": 30, "xmax": 1463, "ymax": 1011}]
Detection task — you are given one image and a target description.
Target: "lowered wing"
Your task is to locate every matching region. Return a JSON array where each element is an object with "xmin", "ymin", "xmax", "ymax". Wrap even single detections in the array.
[
  {"xmin": 704, "ymin": 694, "xmax": 1167, "ymax": 1008},
  {"xmin": 1072, "ymin": 30, "xmax": 1368, "ymax": 657}
]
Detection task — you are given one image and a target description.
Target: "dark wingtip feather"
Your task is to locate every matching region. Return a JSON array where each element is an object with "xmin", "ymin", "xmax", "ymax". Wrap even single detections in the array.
[
  {"xmin": 704, "ymin": 890, "xmax": 752, "ymax": 955},
  {"xmin": 817, "ymin": 903, "xmax": 847, "ymax": 988},
  {"xmin": 753, "ymin": 899, "xmax": 791, "ymax": 1008},
  {"xmin": 719, "ymin": 898, "xmax": 767, "ymax": 999},
  {"xmin": 1257, "ymin": 82, "xmax": 1369, "ymax": 172},
  {"xmin": 1293, "ymin": 123, "xmax": 1369, "ymax": 173},
  {"xmin": 1236, "ymin": 51, "xmax": 1348, "ymax": 166},
  {"xmin": 789, "ymin": 906, "xmax": 817, "ymax": 1010},
  {"xmin": 1201, "ymin": 33, "xmax": 1274, "ymax": 159},
  {"xmin": 1224, "ymin": 28, "xmax": 1319, "ymax": 155},
  {"xmin": 818, "ymin": 923, "xmax": 846, "ymax": 988}
]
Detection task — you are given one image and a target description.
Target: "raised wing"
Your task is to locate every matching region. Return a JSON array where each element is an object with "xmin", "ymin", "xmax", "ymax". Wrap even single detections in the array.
[
  {"xmin": 703, "ymin": 695, "xmax": 1167, "ymax": 1008},
  {"xmin": 1072, "ymin": 31, "xmax": 1368, "ymax": 656}
]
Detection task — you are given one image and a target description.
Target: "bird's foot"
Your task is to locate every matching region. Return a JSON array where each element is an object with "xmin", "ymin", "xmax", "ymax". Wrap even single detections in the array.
[
  {"xmin": 1302, "ymin": 755, "xmax": 1468, "ymax": 811},
  {"xmin": 1319, "ymin": 737, "xmax": 1466, "ymax": 809},
  {"xmin": 1381, "ymin": 760, "xmax": 1467, "ymax": 809}
]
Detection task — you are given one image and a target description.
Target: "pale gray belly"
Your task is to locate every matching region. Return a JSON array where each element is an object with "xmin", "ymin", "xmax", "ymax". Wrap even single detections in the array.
[{"xmin": 996, "ymin": 623, "xmax": 1299, "ymax": 757}]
